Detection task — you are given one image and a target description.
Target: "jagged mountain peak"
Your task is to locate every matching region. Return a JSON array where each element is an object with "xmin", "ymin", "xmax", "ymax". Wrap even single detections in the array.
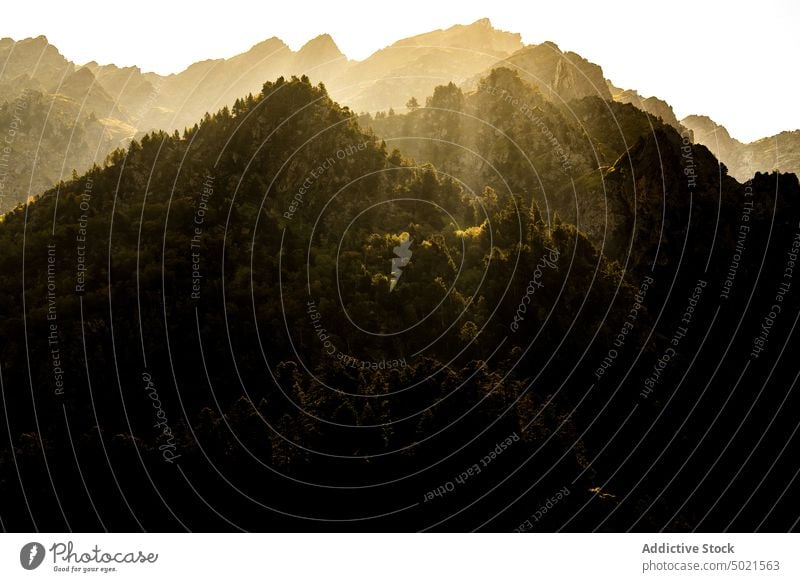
[
  {"xmin": 65, "ymin": 66, "xmax": 95, "ymax": 82},
  {"xmin": 608, "ymin": 82, "xmax": 683, "ymax": 131},
  {"xmin": 240, "ymin": 36, "xmax": 291, "ymax": 60},
  {"xmin": 297, "ymin": 33, "xmax": 346, "ymax": 62},
  {"xmin": 82, "ymin": 60, "xmax": 145, "ymax": 75},
  {"xmin": 0, "ymin": 35, "xmax": 74, "ymax": 90},
  {"xmin": 469, "ymin": 40, "xmax": 611, "ymax": 102},
  {"xmin": 539, "ymin": 40, "xmax": 563, "ymax": 52},
  {"xmin": 19, "ymin": 34, "xmax": 50, "ymax": 46},
  {"xmin": 300, "ymin": 33, "xmax": 340, "ymax": 51},
  {"xmin": 682, "ymin": 114, "xmax": 737, "ymax": 144},
  {"xmin": 0, "ymin": 34, "xmax": 64, "ymax": 57},
  {"xmin": 392, "ymin": 17, "xmax": 522, "ymax": 54}
]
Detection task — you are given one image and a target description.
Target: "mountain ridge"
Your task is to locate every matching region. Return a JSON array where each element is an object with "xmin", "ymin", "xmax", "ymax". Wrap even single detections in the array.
[
  {"xmin": 0, "ymin": 20, "xmax": 797, "ymax": 214},
  {"xmin": 1, "ymin": 73, "xmax": 798, "ymax": 531}
]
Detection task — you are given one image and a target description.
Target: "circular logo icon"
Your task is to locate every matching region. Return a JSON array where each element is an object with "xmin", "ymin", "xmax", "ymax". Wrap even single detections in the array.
[{"xmin": 20, "ymin": 542, "xmax": 46, "ymax": 570}]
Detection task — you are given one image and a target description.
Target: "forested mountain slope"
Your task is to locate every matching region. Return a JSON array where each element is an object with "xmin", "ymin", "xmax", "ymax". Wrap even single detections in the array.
[{"xmin": 0, "ymin": 75, "xmax": 798, "ymax": 531}]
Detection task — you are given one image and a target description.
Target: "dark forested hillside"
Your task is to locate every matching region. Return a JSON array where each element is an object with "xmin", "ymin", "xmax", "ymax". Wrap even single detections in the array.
[{"xmin": 0, "ymin": 74, "xmax": 798, "ymax": 532}]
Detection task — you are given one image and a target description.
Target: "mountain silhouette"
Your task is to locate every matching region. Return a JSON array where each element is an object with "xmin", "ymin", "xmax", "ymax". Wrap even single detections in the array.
[
  {"xmin": 0, "ymin": 21, "xmax": 796, "ymax": 214},
  {"xmin": 682, "ymin": 114, "xmax": 800, "ymax": 181}
]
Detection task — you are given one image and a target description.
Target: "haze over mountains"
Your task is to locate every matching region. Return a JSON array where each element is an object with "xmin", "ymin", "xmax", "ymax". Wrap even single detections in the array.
[
  {"xmin": 681, "ymin": 115, "xmax": 800, "ymax": 182},
  {"xmin": 2, "ymin": 16, "xmax": 800, "ymax": 532},
  {"xmin": 0, "ymin": 18, "xmax": 797, "ymax": 214}
]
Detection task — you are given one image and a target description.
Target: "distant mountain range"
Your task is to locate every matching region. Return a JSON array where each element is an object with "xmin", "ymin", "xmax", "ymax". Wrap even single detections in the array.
[
  {"xmin": 0, "ymin": 18, "xmax": 797, "ymax": 212},
  {"xmin": 605, "ymin": 83, "xmax": 800, "ymax": 183},
  {"xmin": 680, "ymin": 115, "xmax": 800, "ymax": 182}
]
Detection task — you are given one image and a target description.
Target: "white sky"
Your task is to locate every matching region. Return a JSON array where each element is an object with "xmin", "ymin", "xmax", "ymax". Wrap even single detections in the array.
[{"xmin": 2, "ymin": 0, "xmax": 797, "ymax": 142}]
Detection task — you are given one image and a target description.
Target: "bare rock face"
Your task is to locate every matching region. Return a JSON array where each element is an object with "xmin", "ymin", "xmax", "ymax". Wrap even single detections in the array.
[
  {"xmin": 469, "ymin": 41, "xmax": 611, "ymax": 103},
  {"xmin": 682, "ymin": 115, "xmax": 800, "ymax": 182},
  {"xmin": 0, "ymin": 36, "xmax": 74, "ymax": 101},
  {"xmin": 294, "ymin": 34, "xmax": 348, "ymax": 79},
  {"xmin": 0, "ymin": 21, "xmax": 797, "ymax": 214},
  {"xmin": 331, "ymin": 18, "xmax": 524, "ymax": 112},
  {"xmin": 607, "ymin": 82, "xmax": 683, "ymax": 132}
]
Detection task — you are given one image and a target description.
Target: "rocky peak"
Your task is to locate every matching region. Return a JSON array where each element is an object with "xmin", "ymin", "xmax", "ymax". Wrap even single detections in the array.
[
  {"xmin": 495, "ymin": 42, "xmax": 611, "ymax": 102},
  {"xmin": 298, "ymin": 34, "xmax": 344, "ymax": 59}
]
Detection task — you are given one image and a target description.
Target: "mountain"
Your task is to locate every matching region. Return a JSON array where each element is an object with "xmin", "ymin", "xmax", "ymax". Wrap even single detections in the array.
[
  {"xmin": 1, "ymin": 21, "xmax": 797, "ymax": 215},
  {"xmin": 133, "ymin": 35, "xmax": 348, "ymax": 133},
  {"xmin": 82, "ymin": 61, "xmax": 162, "ymax": 124},
  {"xmin": 294, "ymin": 33, "xmax": 348, "ymax": 77},
  {"xmin": 2, "ymin": 70, "xmax": 799, "ymax": 531},
  {"xmin": 367, "ymin": 67, "xmax": 740, "ymax": 267},
  {"xmin": 0, "ymin": 35, "xmax": 73, "ymax": 98},
  {"xmin": 0, "ymin": 21, "xmax": 523, "ymax": 213},
  {"xmin": 368, "ymin": 71, "xmax": 800, "ymax": 530},
  {"xmin": 602, "ymin": 87, "xmax": 800, "ymax": 183},
  {"xmin": 85, "ymin": 17, "xmax": 521, "ymax": 132},
  {"xmin": 58, "ymin": 66, "xmax": 128, "ymax": 120},
  {"xmin": 682, "ymin": 114, "xmax": 800, "ymax": 181},
  {"xmin": 607, "ymin": 81, "xmax": 683, "ymax": 132},
  {"xmin": 465, "ymin": 41, "xmax": 611, "ymax": 103},
  {"xmin": 0, "ymin": 76, "xmax": 617, "ymax": 531},
  {"xmin": 331, "ymin": 18, "xmax": 523, "ymax": 111}
]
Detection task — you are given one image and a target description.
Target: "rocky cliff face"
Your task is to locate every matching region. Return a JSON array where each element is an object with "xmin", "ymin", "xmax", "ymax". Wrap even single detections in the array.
[
  {"xmin": 0, "ymin": 35, "xmax": 74, "ymax": 100},
  {"xmin": 331, "ymin": 18, "xmax": 523, "ymax": 112},
  {"xmin": 681, "ymin": 115, "xmax": 741, "ymax": 163},
  {"xmin": 0, "ymin": 21, "xmax": 796, "ymax": 214},
  {"xmin": 294, "ymin": 34, "xmax": 349, "ymax": 79},
  {"xmin": 70, "ymin": 19, "xmax": 520, "ymax": 132},
  {"xmin": 607, "ymin": 82, "xmax": 683, "ymax": 132},
  {"xmin": 0, "ymin": 21, "xmax": 525, "ymax": 212},
  {"xmin": 467, "ymin": 41, "xmax": 611, "ymax": 103},
  {"xmin": 682, "ymin": 115, "xmax": 800, "ymax": 182}
]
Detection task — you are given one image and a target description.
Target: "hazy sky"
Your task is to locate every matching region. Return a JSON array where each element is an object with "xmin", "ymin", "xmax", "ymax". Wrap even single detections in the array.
[{"xmin": 2, "ymin": 0, "xmax": 797, "ymax": 142}]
